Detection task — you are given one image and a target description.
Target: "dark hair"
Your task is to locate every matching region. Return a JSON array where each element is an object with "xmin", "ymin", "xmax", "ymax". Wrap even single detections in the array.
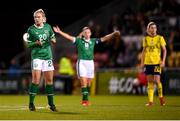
[
  {"xmin": 82, "ymin": 26, "xmax": 90, "ymax": 31},
  {"xmin": 147, "ymin": 22, "xmax": 156, "ymax": 29},
  {"xmin": 146, "ymin": 22, "xmax": 157, "ymax": 35}
]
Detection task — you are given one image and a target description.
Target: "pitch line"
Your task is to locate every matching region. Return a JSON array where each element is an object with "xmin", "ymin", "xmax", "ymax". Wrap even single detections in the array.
[{"xmin": 0, "ymin": 105, "xmax": 47, "ymax": 111}]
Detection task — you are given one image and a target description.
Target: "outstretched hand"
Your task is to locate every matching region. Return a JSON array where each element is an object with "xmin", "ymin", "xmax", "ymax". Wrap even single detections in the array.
[
  {"xmin": 52, "ymin": 25, "xmax": 75, "ymax": 42},
  {"xmin": 114, "ymin": 30, "xmax": 120, "ymax": 37},
  {"xmin": 53, "ymin": 26, "xmax": 61, "ymax": 33}
]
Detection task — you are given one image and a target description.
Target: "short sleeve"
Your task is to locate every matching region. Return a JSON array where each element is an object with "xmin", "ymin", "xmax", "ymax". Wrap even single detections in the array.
[
  {"xmin": 27, "ymin": 28, "xmax": 33, "ymax": 42},
  {"xmin": 160, "ymin": 36, "xmax": 166, "ymax": 46},
  {"xmin": 48, "ymin": 24, "xmax": 55, "ymax": 39},
  {"xmin": 142, "ymin": 37, "xmax": 146, "ymax": 47},
  {"xmin": 95, "ymin": 38, "xmax": 102, "ymax": 44}
]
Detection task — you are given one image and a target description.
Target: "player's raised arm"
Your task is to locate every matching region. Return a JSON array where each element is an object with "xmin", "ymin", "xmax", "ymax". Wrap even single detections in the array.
[
  {"xmin": 100, "ymin": 30, "xmax": 120, "ymax": 42},
  {"xmin": 53, "ymin": 26, "xmax": 75, "ymax": 42}
]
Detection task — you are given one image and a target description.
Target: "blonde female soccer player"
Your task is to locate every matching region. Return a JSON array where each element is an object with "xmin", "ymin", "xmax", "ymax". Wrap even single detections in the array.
[
  {"xmin": 26, "ymin": 9, "xmax": 57, "ymax": 111},
  {"xmin": 141, "ymin": 22, "xmax": 167, "ymax": 106},
  {"xmin": 53, "ymin": 26, "xmax": 120, "ymax": 106}
]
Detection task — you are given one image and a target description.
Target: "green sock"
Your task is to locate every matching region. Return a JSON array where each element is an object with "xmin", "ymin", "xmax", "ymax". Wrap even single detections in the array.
[
  {"xmin": 45, "ymin": 85, "xmax": 54, "ymax": 106},
  {"xmin": 81, "ymin": 87, "xmax": 88, "ymax": 101},
  {"xmin": 29, "ymin": 83, "xmax": 39, "ymax": 104}
]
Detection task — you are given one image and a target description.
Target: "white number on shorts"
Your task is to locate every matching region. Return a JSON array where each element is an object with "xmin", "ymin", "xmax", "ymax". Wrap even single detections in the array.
[{"xmin": 48, "ymin": 60, "xmax": 52, "ymax": 67}]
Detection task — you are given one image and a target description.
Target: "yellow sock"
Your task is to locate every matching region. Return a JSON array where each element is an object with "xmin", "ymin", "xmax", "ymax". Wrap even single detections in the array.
[
  {"xmin": 157, "ymin": 82, "xmax": 163, "ymax": 98},
  {"xmin": 147, "ymin": 82, "xmax": 154, "ymax": 102}
]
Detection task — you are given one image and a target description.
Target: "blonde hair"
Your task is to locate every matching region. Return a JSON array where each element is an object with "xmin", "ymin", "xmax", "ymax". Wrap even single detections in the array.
[{"xmin": 33, "ymin": 9, "xmax": 46, "ymax": 23}]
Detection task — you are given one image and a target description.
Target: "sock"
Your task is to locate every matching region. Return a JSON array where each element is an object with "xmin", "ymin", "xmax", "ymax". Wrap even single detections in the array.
[
  {"xmin": 45, "ymin": 85, "xmax": 54, "ymax": 106},
  {"xmin": 157, "ymin": 82, "xmax": 163, "ymax": 98},
  {"xmin": 81, "ymin": 87, "xmax": 88, "ymax": 101},
  {"xmin": 29, "ymin": 83, "xmax": 39, "ymax": 104},
  {"xmin": 147, "ymin": 82, "xmax": 154, "ymax": 103}
]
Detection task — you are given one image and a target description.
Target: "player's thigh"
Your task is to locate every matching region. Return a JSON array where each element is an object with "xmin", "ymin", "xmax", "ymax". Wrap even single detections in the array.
[
  {"xmin": 154, "ymin": 75, "xmax": 161, "ymax": 83},
  {"xmin": 44, "ymin": 71, "xmax": 54, "ymax": 85},
  {"xmin": 146, "ymin": 75, "xmax": 154, "ymax": 82},
  {"xmin": 32, "ymin": 70, "xmax": 42, "ymax": 84}
]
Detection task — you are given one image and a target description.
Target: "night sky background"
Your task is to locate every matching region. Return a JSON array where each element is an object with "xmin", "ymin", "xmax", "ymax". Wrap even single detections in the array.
[{"xmin": 0, "ymin": 0, "xmax": 112, "ymax": 67}]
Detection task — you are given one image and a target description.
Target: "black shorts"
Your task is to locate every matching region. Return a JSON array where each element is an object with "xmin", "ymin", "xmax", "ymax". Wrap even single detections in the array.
[{"xmin": 144, "ymin": 64, "xmax": 161, "ymax": 75}]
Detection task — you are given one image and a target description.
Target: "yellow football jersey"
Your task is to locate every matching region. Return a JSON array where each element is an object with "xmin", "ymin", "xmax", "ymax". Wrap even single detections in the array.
[{"xmin": 143, "ymin": 35, "xmax": 166, "ymax": 65}]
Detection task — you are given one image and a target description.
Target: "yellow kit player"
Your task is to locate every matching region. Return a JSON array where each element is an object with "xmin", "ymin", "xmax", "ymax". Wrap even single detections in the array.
[{"xmin": 141, "ymin": 22, "xmax": 167, "ymax": 106}]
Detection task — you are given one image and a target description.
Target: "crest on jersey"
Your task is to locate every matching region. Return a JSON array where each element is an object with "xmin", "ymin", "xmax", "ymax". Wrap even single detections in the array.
[
  {"xmin": 44, "ymin": 30, "xmax": 48, "ymax": 33},
  {"xmin": 150, "ymin": 40, "xmax": 154, "ymax": 45}
]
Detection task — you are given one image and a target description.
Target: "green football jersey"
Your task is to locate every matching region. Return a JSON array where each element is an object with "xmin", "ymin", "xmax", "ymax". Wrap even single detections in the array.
[
  {"xmin": 74, "ymin": 38, "xmax": 99, "ymax": 60},
  {"xmin": 27, "ymin": 23, "xmax": 55, "ymax": 60}
]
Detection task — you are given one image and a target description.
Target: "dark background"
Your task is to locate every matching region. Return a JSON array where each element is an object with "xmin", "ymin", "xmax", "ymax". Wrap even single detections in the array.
[{"xmin": 0, "ymin": 0, "xmax": 112, "ymax": 67}]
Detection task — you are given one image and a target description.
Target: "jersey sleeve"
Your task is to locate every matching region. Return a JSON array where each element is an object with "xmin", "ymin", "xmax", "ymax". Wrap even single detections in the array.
[
  {"xmin": 26, "ymin": 28, "xmax": 38, "ymax": 48},
  {"xmin": 160, "ymin": 36, "xmax": 166, "ymax": 46},
  {"xmin": 142, "ymin": 37, "xmax": 146, "ymax": 47},
  {"xmin": 72, "ymin": 37, "xmax": 76, "ymax": 43},
  {"xmin": 95, "ymin": 38, "xmax": 102, "ymax": 44},
  {"xmin": 74, "ymin": 37, "xmax": 80, "ymax": 45},
  {"xmin": 48, "ymin": 24, "xmax": 55, "ymax": 40}
]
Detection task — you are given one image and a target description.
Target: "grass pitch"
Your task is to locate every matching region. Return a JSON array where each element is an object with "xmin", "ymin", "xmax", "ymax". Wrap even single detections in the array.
[{"xmin": 0, "ymin": 95, "xmax": 180, "ymax": 120}]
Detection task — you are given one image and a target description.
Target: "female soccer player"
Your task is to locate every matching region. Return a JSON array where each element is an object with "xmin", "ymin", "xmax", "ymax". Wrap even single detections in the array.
[
  {"xmin": 141, "ymin": 22, "xmax": 167, "ymax": 106},
  {"xmin": 53, "ymin": 26, "xmax": 120, "ymax": 106},
  {"xmin": 26, "ymin": 9, "xmax": 57, "ymax": 111}
]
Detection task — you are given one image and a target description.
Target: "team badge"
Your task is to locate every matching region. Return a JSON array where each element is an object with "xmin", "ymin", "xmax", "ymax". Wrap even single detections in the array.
[
  {"xmin": 34, "ymin": 63, "xmax": 38, "ymax": 68},
  {"xmin": 150, "ymin": 40, "xmax": 154, "ymax": 45},
  {"xmin": 44, "ymin": 30, "xmax": 48, "ymax": 33}
]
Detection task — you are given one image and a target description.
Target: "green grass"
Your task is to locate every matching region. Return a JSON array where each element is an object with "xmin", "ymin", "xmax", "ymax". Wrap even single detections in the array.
[{"xmin": 0, "ymin": 95, "xmax": 180, "ymax": 120}]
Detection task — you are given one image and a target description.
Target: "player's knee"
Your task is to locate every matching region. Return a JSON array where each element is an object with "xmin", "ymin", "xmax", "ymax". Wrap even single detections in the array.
[
  {"xmin": 147, "ymin": 82, "xmax": 154, "ymax": 89},
  {"xmin": 32, "ymin": 80, "xmax": 40, "ymax": 85},
  {"xmin": 46, "ymin": 80, "xmax": 53, "ymax": 85}
]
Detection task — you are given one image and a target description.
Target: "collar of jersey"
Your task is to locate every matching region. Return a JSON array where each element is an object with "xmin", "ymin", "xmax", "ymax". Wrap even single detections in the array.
[
  {"xmin": 82, "ymin": 38, "xmax": 90, "ymax": 43},
  {"xmin": 147, "ymin": 34, "xmax": 158, "ymax": 38},
  {"xmin": 34, "ymin": 24, "xmax": 44, "ymax": 29}
]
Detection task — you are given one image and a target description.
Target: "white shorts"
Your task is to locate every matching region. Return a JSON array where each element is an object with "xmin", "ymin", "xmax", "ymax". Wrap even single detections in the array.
[
  {"xmin": 76, "ymin": 60, "xmax": 94, "ymax": 78},
  {"xmin": 32, "ymin": 59, "xmax": 54, "ymax": 72}
]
